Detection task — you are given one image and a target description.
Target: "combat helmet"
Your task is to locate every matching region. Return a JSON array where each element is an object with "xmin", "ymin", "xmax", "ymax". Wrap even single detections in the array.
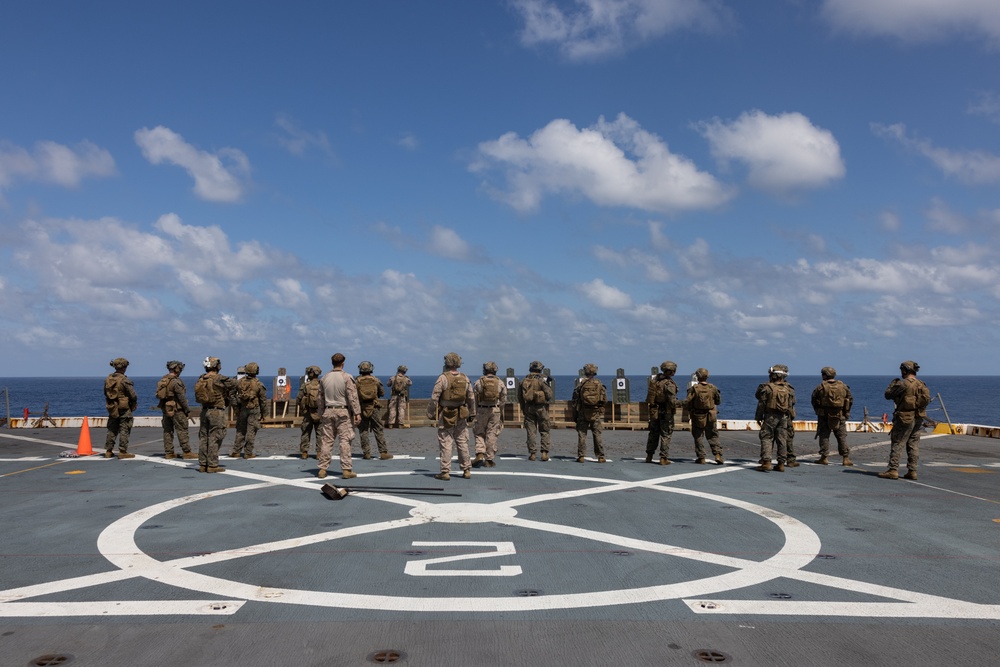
[
  {"xmin": 821, "ymin": 366, "xmax": 837, "ymax": 379},
  {"xmin": 528, "ymin": 360, "xmax": 544, "ymax": 373},
  {"xmin": 110, "ymin": 357, "xmax": 129, "ymax": 370},
  {"xmin": 397, "ymin": 365, "xmax": 408, "ymax": 374},
  {"xmin": 166, "ymin": 360, "xmax": 185, "ymax": 373},
  {"xmin": 583, "ymin": 363, "xmax": 598, "ymax": 376},
  {"xmin": 358, "ymin": 361, "xmax": 374, "ymax": 374},
  {"xmin": 695, "ymin": 367, "xmax": 709, "ymax": 381},
  {"xmin": 203, "ymin": 356, "xmax": 222, "ymax": 371},
  {"xmin": 244, "ymin": 362, "xmax": 260, "ymax": 376},
  {"xmin": 769, "ymin": 364, "xmax": 788, "ymax": 377},
  {"xmin": 443, "ymin": 352, "xmax": 462, "ymax": 369},
  {"xmin": 660, "ymin": 360, "xmax": 677, "ymax": 374},
  {"xmin": 305, "ymin": 365, "xmax": 322, "ymax": 378},
  {"xmin": 483, "ymin": 361, "xmax": 498, "ymax": 374},
  {"xmin": 900, "ymin": 360, "xmax": 920, "ymax": 374}
]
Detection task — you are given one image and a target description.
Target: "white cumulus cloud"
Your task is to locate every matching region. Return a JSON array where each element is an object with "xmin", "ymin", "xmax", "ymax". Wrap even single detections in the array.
[
  {"xmin": 427, "ymin": 225, "xmax": 474, "ymax": 260},
  {"xmin": 822, "ymin": 0, "xmax": 1000, "ymax": 45},
  {"xmin": 512, "ymin": 0, "xmax": 727, "ymax": 60},
  {"xmin": 135, "ymin": 126, "xmax": 250, "ymax": 202},
  {"xmin": 473, "ymin": 113, "xmax": 731, "ymax": 213},
  {"xmin": 580, "ymin": 277, "xmax": 633, "ymax": 309},
  {"xmin": 0, "ymin": 139, "xmax": 115, "ymax": 190},
  {"xmin": 698, "ymin": 110, "xmax": 845, "ymax": 194}
]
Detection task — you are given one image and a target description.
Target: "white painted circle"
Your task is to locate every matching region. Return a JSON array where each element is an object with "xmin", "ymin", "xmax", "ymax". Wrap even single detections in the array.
[
  {"xmin": 409, "ymin": 502, "xmax": 517, "ymax": 524},
  {"xmin": 97, "ymin": 471, "xmax": 822, "ymax": 612}
]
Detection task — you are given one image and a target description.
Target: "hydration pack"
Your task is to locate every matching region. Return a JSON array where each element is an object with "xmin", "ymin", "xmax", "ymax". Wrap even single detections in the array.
[
  {"xmin": 580, "ymin": 379, "xmax": 602, "ymax": 407},
  {"xmin": 690, "ymin": 383, "xmax": 715, "ymax": 411},
  {"xmin": 356, "ymin": 375, "xmax": 380, "ymax": 403},
  {"xmin": 479, "ymin": 376, "xmax": 501, "ymax": 403}
]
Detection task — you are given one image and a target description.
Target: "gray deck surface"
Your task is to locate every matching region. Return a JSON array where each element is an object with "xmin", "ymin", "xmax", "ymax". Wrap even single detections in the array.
[{"xmin": 2, "ymin": 424, "xmax": 999, "ymax": 667}]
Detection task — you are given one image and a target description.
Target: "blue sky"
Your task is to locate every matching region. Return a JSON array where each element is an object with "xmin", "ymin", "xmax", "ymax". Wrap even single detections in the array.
[{"xmin": 2, "ymin": 0, "xmax": 999, "ymax": 378}]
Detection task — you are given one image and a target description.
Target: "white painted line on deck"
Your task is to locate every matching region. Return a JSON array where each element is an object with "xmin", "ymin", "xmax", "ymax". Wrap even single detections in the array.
[{"xmin": 0, "ymin": 600, "xmax": 246, "ymax": 617}]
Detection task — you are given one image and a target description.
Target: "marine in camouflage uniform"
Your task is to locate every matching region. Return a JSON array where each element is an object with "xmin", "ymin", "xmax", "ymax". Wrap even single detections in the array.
[
  {"xmin": 473, "ymin": 362, "xmax": 507, "ymax": 468},
  {"xmin": 104, "ymin": 357, "xmax": 138, "ymax": 459},
  {"xmin": 158, "ymin": 360, "xmax": 196, "ymax": 459},
  {"xmin": 386, "ymin": 365, "xmax": 412, "ymax": 428},
  {"xmin": 811, "ymin": 367, "xmax": 854, "ymax": 466},
  {"xmin": 645, "ymin": 361, "xmax": 678, "ymax": 464},
  {"xmin": 755, "ymin": 364, "xmax": 795, "ymax": 472},
  {"xmin": 428, "ymin": 352, "xmax": 475, "ymax": 480},
  {"xmin": 573, "ymin": 364, "xmax": 607, "ymax": 462},
  {"xmin": 296, "ymin": 366, "xmax": 323, "ymax": 458},
  {"xmin": 518, "ymin": 360, "xmax": 553, "ymax": 461},
  {"xmin": 685, "ymin": 368, "xmax": 725, "ymax": 465},
  {"xmin": 196, "ymin": 357, "xmax": 236, "ymax": 473},
  {"xmin": 317, "ymin": 353, "xmax": 362, "ymax": 479},
  {"xmin": 356, "ymin": 361, "xmax": 392, "ymax": 460},
  {"xmin": 231, "ymin": 362, "xmax": 267, "ymax": 459},
  {"xmin": 879, "ymin": 360, "xmax": 931, "ymax": 481}
]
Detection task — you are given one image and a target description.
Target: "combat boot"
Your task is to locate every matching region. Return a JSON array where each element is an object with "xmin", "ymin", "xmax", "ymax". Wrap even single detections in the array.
[
  {"xmin": 714, "ymin": 454, "xmax": 725, "ymax": 465},
  {"xmin": 774, "ymin": 462, "xmax": 785, "ymax": 472},
  {"xmin": 877, "ymin": 469, "xmax": 898, "ymax": 480},
  {"xmin": 695, "ymin": 457, "xmax": 706, "ymax": 465},
  {"xmin": 541, "ymin": 452, "xmax": 549, "ymax": 462},
  {"xmin": 301, "ymin": 452, "xmax": 308, "ymax": 459},
  {"xmin": 485, "ymin": 460, "xmax": 496, "ymax": 468},
  {"xmin": 245, "ymin": 453, "xmax": 256, "ymax": 459},
  {"xmin": 104, "ymin": 451, "xmax": 114, "ymax": 458},
  {"xmin": 786, "ymin": 460, "xmax": 800, "ymax": 468},
  {"xmin": 318, "ymin": 470, "xmax": 327, "ymax": 479},
  {"xmin": 463, "ymin": 470, "xmax": 471, "ymax": 479},
  {"xmin": 206, "ymin": 466, "xmax": 226, "ymax": 473},
  {"xmin": 816, "ymin": 456, "xmax": 829, "ymax": 465},
  {"xmin": 645, "ymin": 453, "xmax": 654, "ymax": 464},
  {"xmin": 576, "ymin": 456, "xmax": 585, "ymax": 463},
  {"xmin": 528, "ymin": 453, "xmax": 536, "ymax": 461},
  {"xmin": 165, "ymin": 452, "xmax": 177, "ymax": 459},
  {"xmin": 755, "ymin": 461, "xmax": 771, "ymax": 472},
  {"xmin": 598, "ymin": 456, "xmax": 606, "ymax": 463},
  {"xmin": 363, "ymin": 452, "xmax": 372, "ymax": 460},
  {"xmin": 182, "ymin": 452, "xmax": 198, "ymax": 460},
  {"xmin": 435, "ymin": 472, "xmax": 451, "ymax": 481},
  {"xmin": 342, "ymin": 470, "xmax": 357, "ymax": 479},
  {"xmin": 228, "ymin": 451, "xmax": 239, "ymax": 459},
  {"xmin": 198, "ymin": 466, "xmax": 207, "ymax": 473},
  {"xmin": 903, "ymin": 470, "xmax": 918, "ymax": 480},
  {"xmin": 474, "ymin": 453, "xmax": 484, "ymax": 464},
  {"xmin": 118, "ymin": 453, "xmax": 135, "ymax": 459},
  {"xmin": 380, "ymin": 452, "xmax": 394, "ymax": 460},
  {"xmin": 842, "ymin": 456, "xmax": 853, "ymax": 467},
  {"xmin": 660, "ymin": 456, "xmax": 671, "ymax": 466}
]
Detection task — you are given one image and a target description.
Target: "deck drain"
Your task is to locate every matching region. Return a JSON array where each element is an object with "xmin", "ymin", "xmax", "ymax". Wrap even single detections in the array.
[
  {"xmin": 816, "ymin": 554, "xmax": 837, "ymax": 560},
  {"xmin": 612, "ymin": 550, "xmax": 631, "ymax": 556},
  {"xmin": 30, "ymin": 655, "xmax": 74, "ymax": 666},
  {"xmin": 367, "ymin": 650, "xmax": 406, "ymax": 664},
  {"xmin": 692, "ymin": 649, "xmax": 731, "ymax": 663},
  {"xmin": 872, "ymin": 508, "xmax": 888, "ymax": 513},
  {"xmin": 571, "ymin": 503, "xmax": 587, "ymax": 507},
  {"xmin": 755, "ymin": 491, "xmax": 772, "ymax": 495},
  {"xmin": 104, "ymin": 505, "xmax": 125, "ymax": 509},
  {"xmin": 319, "ymin": 522, "xmax": 341, "ymax": 528},
  {"xmin": 140, "ymin": 524, "xmax": 164, "ymax": 530},
  {"xmin": 261, "ymin": 503, "xmax": 281, "ymax": 507},
  {"xmin": 668, "ymin": 643, "xmax": 681, "ymax": 650},
  {"xmin": 515, "ymin": 589, "xmax": 542, "ymax": 597},
  {"xmin": 404, "ymin": 550, "xmax": 425, "ymax": 556},
  {"xmin": 847, "ymin": 527, "xmax": 866, "ymax": 532},
  {"xmin": 672, "ymin": 524, "xmax": 692, "ymax": 529},
  {"xmin": 720, "ymin": 506, "xmax": 737, "ymax": 510},
  {"xmin": 768, "ymin": 592, "xmax": 792, "ymax": 599},
  {"xmin": 698, "ymin": 601, "xmax": 722, "ymax": 610}
]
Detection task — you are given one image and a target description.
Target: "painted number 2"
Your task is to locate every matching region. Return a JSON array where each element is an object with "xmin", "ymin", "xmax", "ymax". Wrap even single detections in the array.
[{"xmin": 404, "ymin": 541, "xmax": 523, "ymax": 577}]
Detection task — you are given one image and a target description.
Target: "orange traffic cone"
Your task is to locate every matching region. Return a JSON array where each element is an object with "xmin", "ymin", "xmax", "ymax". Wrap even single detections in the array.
[{"xmin": 76, "ymin": 417, "xmax": 93, "ymax": 456}]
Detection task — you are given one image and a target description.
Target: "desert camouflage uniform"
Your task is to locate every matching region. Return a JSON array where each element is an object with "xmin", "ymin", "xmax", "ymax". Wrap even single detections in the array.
[
  {"xmin": 518, "ymin": 366, "xmax": 553, "ymax": 458},
  {"xmin": 356, "ymin": 372, "xmax": 389, "ymax": 458},
  {"xmin": 159, "ymin": 372, "xmax": 192, "ymax": 456},
  {"xmin": 428, "ymin": 365, "xmax": 475, "ymax": 476},
  {"xmin": 686, "ymin": 379, "xmax": 724, "ymax": 462},
  {"xmin": 647, "ymin": 373, "xmax": 678, "ymax": 459},
  {"xmin": 812, "ymin": 377, "xmax": 853, "ymax": 458},
  {"xmin": 232, "ymin": 376, "xmax": 267, "ymax": 458},
  {"xmin": 104, "ymin": 362, "xmax": 137, "ymax": 456},
  {"xmin": 756, "ymin": 377, "xmax": 795, "ymax": 467},
  {"xmin": 297, "ymin": 369, "xmax": 322, "ymax": 457},
  {"xmin": 473, "ymin": 372, "xmax": 507, "ymax": 465},
  {"xmin": 573, "ymin": 371, "xmax": 607, "ymax": 460},
  {"xmin": 197, "ymin": 369, "xmax": 236, "ymax": 470},
  {"xmin": 387, "ymin": 370, "xmax": 411, "ymax": 427},
  {"xmin": 885, "ymin": 371, "xmax": 930, "ymax": 475}
]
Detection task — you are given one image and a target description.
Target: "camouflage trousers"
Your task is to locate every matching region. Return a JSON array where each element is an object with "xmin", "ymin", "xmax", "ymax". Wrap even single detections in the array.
[
  {"xmin": 887, "ymin": 414, "xmax": 921, "ymax": 472},
  {"xmin": 387, "ymin": 396, "xmax": 408, "ymax": 427},
  {"xmin": 816, "ymin": 415, "xmax": 850, "ymax": 458},
  {"xmin": 233, "ymin": 407, "xmax": 262, "ymax": 456},
  {"xmin": 299, "ymin": 410, "xmax": 320, "ymax": 455},
  {"xmin": 318, "ymin": 407, "xmax": 354, "ymax": 472},
  {"xmin": 474, "ymin": 406, "xmax": 503, "ymax": 461},
  {"xmin": 162, "ymin": 410, "xmax": 191, "ymax": 454},
  {"xmin": 576, "ymin": 416, "xmax": 604, "ymax": 458},
  {"xmin": 759, "ymin": 411, "xmax": 790, "ymax": 464},
  {"xmin": 359, "ymin": 405, "xmax": 388, "ymax": 456},
  {"xmin": 691, "ymin": 418, "xmax": 723, "ymax": 460},
  {"xmin": 522, "ymin": 404, "xmax": 551, "ymax": 455},
  {"xmin": 646, "ymin": 409, "xmax": 673, "ymax": 457},
  {"xmin": 437, "ymin": 420, "xmax": 471, "ymax": 475},
  {"xmin": 105, "ymin": 411, "xmax": 133, "ymax": 453},
  {"xmin": 198, "ymin": 408, "xmax": 227, "ymax": 468}
]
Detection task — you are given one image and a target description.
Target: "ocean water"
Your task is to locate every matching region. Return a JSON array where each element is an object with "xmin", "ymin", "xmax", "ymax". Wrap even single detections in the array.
[{"xmin": 1, "ymin": 375, "xmax": 997, "ymax": 426}]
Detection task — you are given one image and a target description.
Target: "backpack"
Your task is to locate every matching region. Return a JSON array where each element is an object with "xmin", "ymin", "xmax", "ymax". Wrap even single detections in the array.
[
  {"xmin": 899, "ymin": 377, "xmax": 931, "ymax": 411},
  {"xmin": 818, "ymin": 380, "xmax": 847, "ymax": 411},
  {"xmin": 766, "ymin": 382, "xmax": 792, "ymax": 413},
  {"xmin": 300, "ymin": 380, "xmax": 319, "ymax": 409},
  {"xmin": 104, "ymin": 374, "xmax": 124, "ymax": 402},
  {"xmin": 580, "ymin": 379, "xmax": 602, "ymax": 407},
  {"xmin": 357, "ymin": 375, "xmax": 380, "ymax": 403},
  {"xmin": 479, "ymin": 376, "xmax": 501, "ymax": 403},
  {"xmin": 155, "ymin": 376, "xmax": 171, "ymax": 401},
  {"xmin": 442, "ymin": 374, "xmax": 469, "ymax": 402},
  {"xmin": 237, "ymin": 377, "xmax": 260, "ymax": 408},
  {"xmin": 391, "ymin": 375, "xmax": 409, "ymax": 395},
  {"xmin": 194, "ymin": 374, "xmax": 220, "ymax": 405},
  {"xmin": 646, "ymin": 376, "xmax": 661, "ymax": 404},
  {"xmin": 690, "ymin": 383, "xmax": 715, "ymax": 411},
  {"xmin": 521, "ymin": 375, "xmax": 547, "ymax": 404}
]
